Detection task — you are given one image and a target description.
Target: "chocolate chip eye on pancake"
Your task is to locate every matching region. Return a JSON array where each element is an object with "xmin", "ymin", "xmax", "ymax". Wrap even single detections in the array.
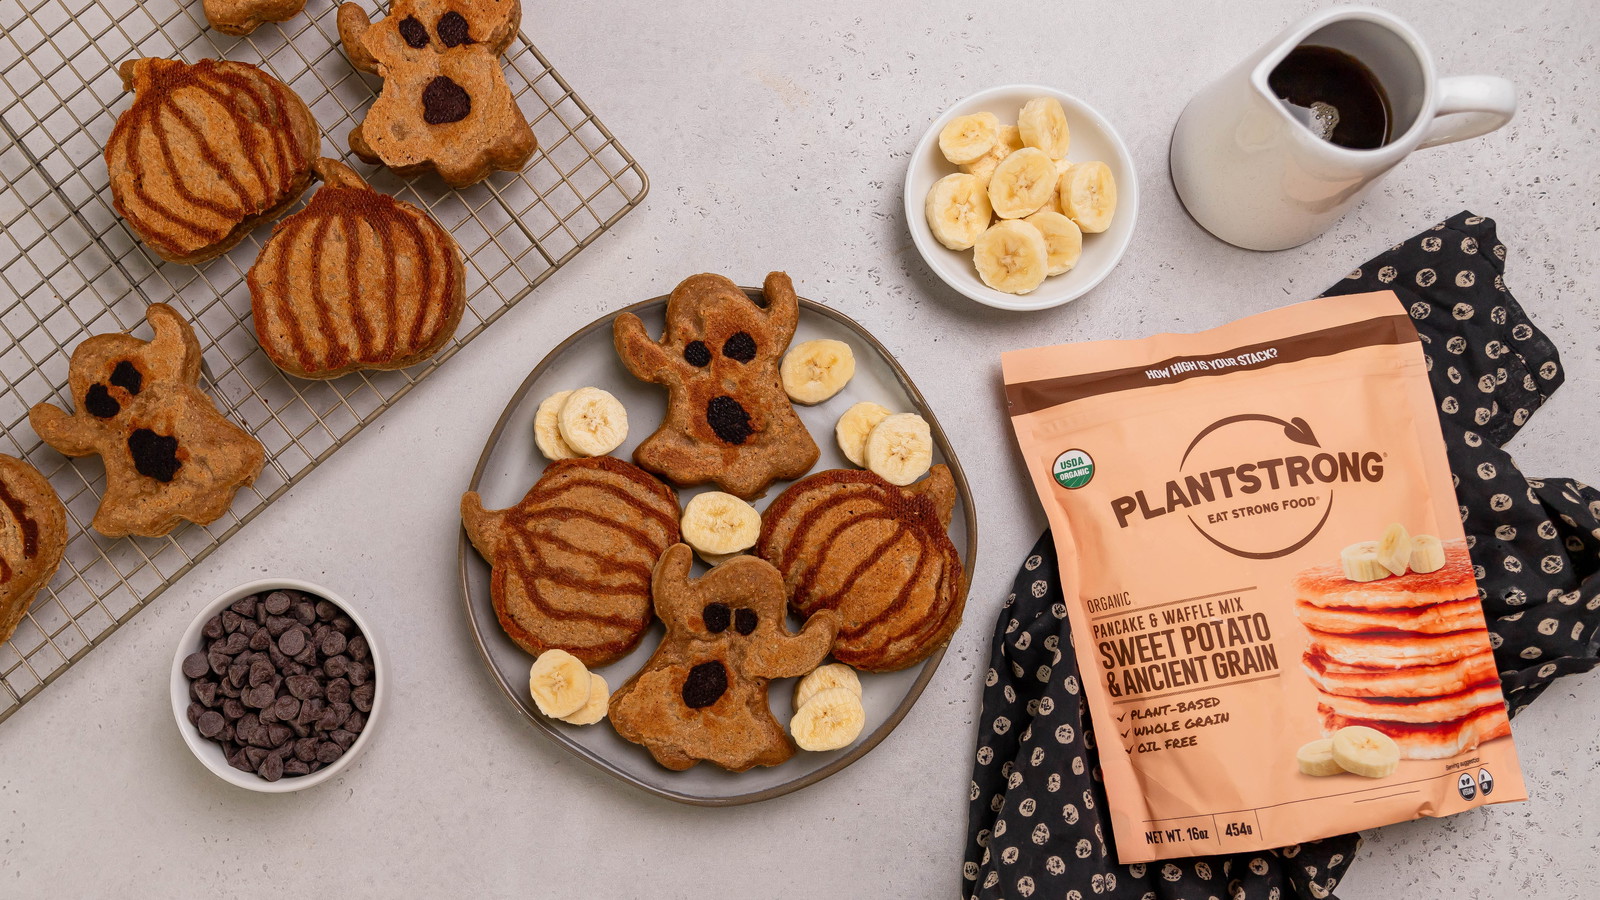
[
  {"xmin": 1319, "ymin": 703, "xmax": 1513, "ymax": 760},
  {"xmin": 1293, "ymin": 540, "xmax": 1475, "ymax": 610},
  {"xmin": 1301, "ymin": 649, "xmax": 1500, "ymax": 699},
  {"xmin": 460, "ymin": 457, "xmax": 681, "ymax": 668},
  {"xmin": 1314, "ymin": 680, "xmax": 1507, "ymax": 724},
  {"xmin": 757, "ymin": 465, "xmax": 965, "ymax": 673},
  {"xmin": 1294, "ymin": 596, "xmax": 1486, "ymax": 635},
  {"xmin": 1304, "ymin": 627, "xmax": 1490, "ymax": 670}
]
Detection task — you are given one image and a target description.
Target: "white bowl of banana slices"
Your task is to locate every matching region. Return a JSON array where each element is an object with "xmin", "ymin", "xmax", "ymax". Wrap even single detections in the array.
[{"xmin": 906, "ymin": 84, "xmax": 1138, "ymax": 312}]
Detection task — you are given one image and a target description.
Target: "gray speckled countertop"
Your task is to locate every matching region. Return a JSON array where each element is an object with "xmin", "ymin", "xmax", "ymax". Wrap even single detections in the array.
[{"xmin": 3, "ymin": 1, "xmax": 1595, "ymax": 896}]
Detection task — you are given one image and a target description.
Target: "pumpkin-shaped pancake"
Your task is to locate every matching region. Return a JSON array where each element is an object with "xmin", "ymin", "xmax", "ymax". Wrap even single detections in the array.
[{"xmin": 0, "ymin": 455, "xmax": 67, "ymax": 646}]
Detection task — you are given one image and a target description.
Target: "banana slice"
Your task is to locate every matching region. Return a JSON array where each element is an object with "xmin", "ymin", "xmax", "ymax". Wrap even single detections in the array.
[
  {"xmin": 794, "ymin": 662, "xmax": 862, "ymax": 710},
  {"xmin": 1339, "ymin": 541, "xmax": 1389, "ymax": 582},
  {"xmin": 973, "ymin": 219, "xmax": 1049, "ymax": 295},
  {"xmin": 864, "ymin": 412, "xmax": 933, "ymax": 486},
  {"xmin": 790, "ymin": 686, "xmax": 867, "ymax": 752},
  {"xmin": 698, "ymin": 549, "xmax": 746, "ymax": 567},
  {"xmin": 681, "ymin": 491, "xmax": 762, "ymax": 556},
  {"xmin": 1296, "ymin": 738, "xmax": 1343, "ymax": 776},
  {"xmin": 528, "ymin": 649, "xmax": 591, "ymax": 719},
  {"xmin": 533, "ymin": 390, "xmax": 579, "ymax": 461},
  {"xmin": 938, "ymin": 112, "xmax": 1000, "ymax": 165},
  {"xmin": 556, "ymin": 386, "xmax": 628, "ymax": 456},
  {"xmin": 558, "ymin": 672, "xmax": 610, "ymax": 725},
  {"xmin": 1024, "ymin": 210, "xmax": 1083, "ymax": 276},
  {"xmin": 1059, "ymin": 161, "xmax": 1118, "ymax": 233},
  {"xmin": 924, "ymin": 173, "xmax": 994, "ymax": 251},
  {"xmin": 961, "ymin": 125, "xmax": 1023, "ymax": 186},
  {"xmin": 781, "ymin": 339, "xmax": 855, "ymax": 405},
  {"xmin": 988, "ymin": 147, "xmax": 1057, "ymax": 219},
  {"xmin": 835, "ymin": 401, "xmax": 892, "ymax": 468},
  {"xmin": 1018, "ymin": 96, "xmax": 1070, "ymax": 159},
  {"xmin": 1330, "ymin": 725, "xmax": 1400, "ymax": 778},
  {"xmin": 1409, "ymin": 534, "xmax": 1446, "ymax": 574},
  {"xmin": 1046, "ymin": 157, "xmax": 1074, "ymax": 213},
  {"xmin": 1376, "ymin": 522, "xmax": 1412, "ymax": 577}
]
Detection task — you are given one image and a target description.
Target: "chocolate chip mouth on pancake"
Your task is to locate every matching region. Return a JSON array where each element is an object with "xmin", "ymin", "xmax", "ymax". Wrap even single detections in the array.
[
  {"xmin": 1301, "ymin": 649, "xmax": 1500, "ymax": 699},
  {"xmin": 1320, "ymin": 703, "xmax": 1512, "ymax": 760},
  {"xmin": 1293, "ymin": 540, "xmax": 1475, "ymax": 610},
  {"xmin": 1305, "ymin": 627, "xmax": 1488, "ymax": 670},
  {"xmin": 1294, "ymin": 596, "xmax": 1485, "ymax": 635},
  {"xmin": 461, "ymin": 457, "xmax": 680, "ymax": 667},
  {"xmin": 1314, "ymin": 680, "xmax": 1506, "ymax": 724}
]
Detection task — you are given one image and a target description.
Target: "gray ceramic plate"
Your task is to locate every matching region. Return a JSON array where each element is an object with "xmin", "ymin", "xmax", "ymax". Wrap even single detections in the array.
[{"xmin": 458, "ymin": 289, "xmax": 976, "ymax": 805}]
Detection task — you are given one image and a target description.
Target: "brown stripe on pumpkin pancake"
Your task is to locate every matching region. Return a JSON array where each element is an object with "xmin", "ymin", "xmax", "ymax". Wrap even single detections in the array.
[
  {"xmin": 757, "ymin": 466, "xmax": 964, "ymax": 672},
  {"xmin": 461, "ymin": 457, "xmax": 680, "ymax": 667}
]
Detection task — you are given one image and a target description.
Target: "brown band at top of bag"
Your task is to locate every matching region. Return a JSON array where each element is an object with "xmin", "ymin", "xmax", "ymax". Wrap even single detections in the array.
[{"xmin": 1005, "ymin": 313, "xmax": 1419, "ymax": 417}]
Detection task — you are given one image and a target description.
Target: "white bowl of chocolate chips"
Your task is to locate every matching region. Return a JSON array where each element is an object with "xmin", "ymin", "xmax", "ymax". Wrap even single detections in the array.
[{"xmin": 171, "ymin": 578, "xmax": 385, "ymax": 792}]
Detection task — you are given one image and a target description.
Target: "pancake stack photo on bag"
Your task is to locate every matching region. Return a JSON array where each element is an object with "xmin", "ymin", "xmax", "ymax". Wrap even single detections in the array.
[{"xmin": 1295, "ymin": 528, "xmax": 1509, "ymax": 759}]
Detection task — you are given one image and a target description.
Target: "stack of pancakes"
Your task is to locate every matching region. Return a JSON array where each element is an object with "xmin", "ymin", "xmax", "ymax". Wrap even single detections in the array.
[{"xmin": 1294, "ymin": 541, "xmax": 1509, "ymax": 759}]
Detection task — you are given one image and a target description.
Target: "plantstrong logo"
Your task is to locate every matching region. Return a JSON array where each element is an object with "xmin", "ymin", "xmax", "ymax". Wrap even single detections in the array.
[{"xmin": 1053, "ymin": 449, "xmax": 1094, "ymax": 489}]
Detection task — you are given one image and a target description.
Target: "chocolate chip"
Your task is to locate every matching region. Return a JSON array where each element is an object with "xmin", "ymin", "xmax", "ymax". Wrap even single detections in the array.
[
  {"xmin": 326, "ymin": 678, "xmax": 351, "ymax": 706},
  {"xmin": 330, "ymin": 729, "xmax": 356, "ymax": 749},
  {"xmin": 249, "ymin": 660, "xmax": 274, "ymax": 687},
  {"xmin": 219, "ymin": 722, "xmax": 236, "ymax": 743},
  {"xmin": 221, "ymin": 610, "xmax": 241, "ymax": 634},
  {"xmin": 347, "ymin": 636, "xmax": 369, "ymax": 661},
  {"xmin": 197, "ymin": 710, "xmax": 225, "ymax": 737},
  {"xmin": 331, "ymin": 616, "xmax": 355, "ymax": 635},
  {"xmin": 316, "ymin": 742, "xmax": 343, "ymax": 764},
  {"xmin": 278, "ymin": 629, "xmax": 306, "ymax": 657},
  {"xmin": 245, "ymin": 747, "xmax": 268, "ymax": 768},
  {"xmin": 248, "ymin": 629, "xmax": 271, "ymax": 651},
  {"xmin": 295, "ymin": 737, "xmax": 319, "ymax": 762},
  {"xmin": 127, "ymin": 428, "xmax": 180, "ymax": 482},
  {"xmin": 706, "ymin": 395, "xmax": 754, "ymax": 444},
  {"xmin": 351, "ymin": 682, "xmax": 375, "ymax": 712},
  {"xmin": 723, "ymin": 331, "xmax": 757, "ymax": 362},
  {"xmin": 274, "ymin": 696, "xmax": 300, "ymax": 721},
  {"xmin": 314, "ymin": 601, "xmax": 338, "ymax": 621},
  {"xmin": 285, "ymin": 675, "xmax": 321, "ymax": 700},
  {"xmin": 208, "ymin": 650, "xmax": 230, "ymax": 676},
  {"xmin": 681, "ymin": 661, "xmax": 728, "ymax": 709},
  {"xmin": 228, "ymin": 748, "xmax": 253, "ymax": 773},
  {"xmin": 110, "ymin": 360, "xmax": 141, "ymax": 396},
  {"xmin": 84, "ymin": 383, "xmax": 119, "ymax": 418},
  {"xmin": 265, "ymin": 615, "xmax": 294, "ymax": 638},
  {"xmin": 223, "ymin": 632, "xmax": 249, "ymax": 655},
  {"xmin": 735, "ymin": 608, "xmax": 758, "ymax": 635},
  {"xmin": 223, "ymin": 698, "xmax": 246, "ymax": 721},
  {"xmin": 422, "ymin": 75, "xmax": 470, "ymax": 125},
  {"xmin": 283, "ymin": 758, "xmax": 310, "ymax": 777},
  {"xmin": 703, "ymin": 602, "xmax": 730, "ymax": 634},
  {"xmin": 258, "ymin": 753, "xmax": 284, "ymax": 782},
  {"xmin": 292, "ymin": 602, "xmax": 315, "ymax": 626},
  {"xmin": 321, "ymin": 631, "xmax": 346, "ymax": 657},
  {"xmin": 186, "ymin": 701, "xmax": 203, "ymax": 726},
  {"xmin": 344, "ymin": 711, "xmax": 365, "ymax": 734},
  {"xmin": 346, "ymin": 661, "xmax": 369, "ymax": 687},
  {"xmin": 263, "ymin": 591, "xmax": 291, "ymax": 615},
  {"xmin": 266, "ymin": 723, "xmax": 292, "ymax": 747},
  {"xmin": 219, "ymin": 681, "xmax": 241, "ymax": 699},
  {"xmin": 238, "ymin": 619, "xmax": 259, "ymax": 637},
  {"xmin": 294, "ymin": 643, "xmax": 318, "ymax": 665},
  {"xmin": 231, "ymin": 596, "xmax": 257, "ymax": 618},
  {"xmin": 436, "ymin": 10, "xmax": 472, "ymax": 46},
  {"xmin": 228, "ymin": 662, "xmax": 248, "ymax": 688},
  {"xmin": 202, "ymin": 615, "xmax": 224, "ymax": 640},
  {"xmin": 398, "ymin": 14, "xmax": 428, "ymax": 47},
  {"xmin": 684, "ymin": 340, "xmax": 711, "ymax": 367},
  {"xmin": 259, "ymin": 701, "xmax": 279, "ymax": 724},
  {"xmin": 299, "ymin": 697, "xmax": 325, "ymax": 725},
  {"xmin": 246, "ymin": 684, "xmax": 277, "ymax": 709},
  {"xmin": 318, "ymin": 706, "xmax": 346, "ymax": 732},
  {"xmin": 324, "ymin": 655, "xmax": 348, "ymax": 678},
  {"xmin": 182, "ymin": 652, "xmax": 210, "ymax": 679}
]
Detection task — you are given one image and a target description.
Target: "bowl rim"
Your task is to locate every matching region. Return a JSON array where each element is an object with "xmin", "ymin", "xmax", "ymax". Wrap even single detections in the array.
[
  {"xmin": 903, "ymin": 81, "xmax": 1140, "ymax": 312},
  {"xmin": 168, "ymin": 577, "xmax": 385, "ymax": 793}
]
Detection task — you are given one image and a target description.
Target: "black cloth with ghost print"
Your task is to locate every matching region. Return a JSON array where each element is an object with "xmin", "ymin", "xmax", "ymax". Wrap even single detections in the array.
[{"xmin": 964, "ymin": 213, "xmax": 1598, "ymax": 899}]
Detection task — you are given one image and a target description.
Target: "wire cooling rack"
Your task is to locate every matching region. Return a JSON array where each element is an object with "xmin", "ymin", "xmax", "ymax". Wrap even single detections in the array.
[{"xmin": 0, "ymin": 0, "xmax": 647, "ymax": 724}]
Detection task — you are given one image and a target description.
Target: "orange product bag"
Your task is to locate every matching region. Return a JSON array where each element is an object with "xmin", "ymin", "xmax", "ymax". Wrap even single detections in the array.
[{"xmin": 1002, "ymin": 291, "xmax": 1525, "ymax": 863}]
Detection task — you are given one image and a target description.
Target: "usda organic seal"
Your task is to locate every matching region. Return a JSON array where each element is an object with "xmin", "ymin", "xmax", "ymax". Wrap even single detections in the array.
[{"xmin": 1052, "ymin": 449, "xmax": 1094, "ymax": 489}]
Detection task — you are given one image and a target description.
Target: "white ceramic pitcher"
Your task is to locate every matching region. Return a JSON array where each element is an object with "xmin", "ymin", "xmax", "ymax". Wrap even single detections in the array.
[{"xmin": 1170, "ymin": 7, "xmax": 1516, "ymax": 251}]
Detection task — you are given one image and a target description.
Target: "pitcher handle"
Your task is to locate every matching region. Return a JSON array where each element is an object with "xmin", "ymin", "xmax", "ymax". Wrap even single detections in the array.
[{"xmin": 1418, "ymin": 76, "xmax": 1516, "ymax": 150}]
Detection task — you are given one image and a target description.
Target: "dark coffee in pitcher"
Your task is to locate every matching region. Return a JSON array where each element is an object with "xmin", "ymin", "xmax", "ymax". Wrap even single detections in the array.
[{"xmin": 1269, "ymin": 45, "xmax": 1391, "ymax": 149}]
